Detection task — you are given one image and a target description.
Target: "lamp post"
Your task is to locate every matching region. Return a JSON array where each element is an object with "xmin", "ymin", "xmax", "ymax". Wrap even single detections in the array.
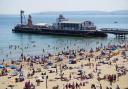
[{"xmin": 20, "ymin": 10, "xmax": 24, "ymax": 25}]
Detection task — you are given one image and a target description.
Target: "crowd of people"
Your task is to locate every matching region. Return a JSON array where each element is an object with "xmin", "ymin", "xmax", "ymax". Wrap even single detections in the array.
[{"xmin": 0, "ymin": 40, "xmax": 128, "ymax": 89}]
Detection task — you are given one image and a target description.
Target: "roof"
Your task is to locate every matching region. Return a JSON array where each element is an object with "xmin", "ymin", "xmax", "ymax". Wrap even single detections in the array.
[
  {"xmin": 60, "ymin": 20, "xmax": 82, "ymax": 24},
  {"xmin": 35, "ymin": 23, "xmax": 51, "ymax": 26}
]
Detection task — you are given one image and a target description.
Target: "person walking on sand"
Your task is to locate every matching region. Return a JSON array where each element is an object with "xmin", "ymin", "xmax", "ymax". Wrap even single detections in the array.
[
  {"xmin": 106, "ymin": 86, "xmax": 109, "ymax": 89},
  {"xmin": 68, "ymin": 83, "xmax": 71, "ymax": 89},
  {"xmin": 76, "ymin": 82, "xmax": 79, "ymax": 89},
  {"xmin": 20, "ymin": 64, "xmax": 23, "ymax": 71},
  {"xmin": 56, "ymin": 65, "xmax": 58, "ymax": 75},
  {"xmin": 116, "ymin": 85, "xmax": 120, "ymax": 89},
  {"xmin": 116, "ymin": 64, "xmax": 118, "ymax": 71},
  {"xmin": 99, "ymin": 84, "xmax": 102, "ymax": 89},
  {"xmin": 69, "ymin": 73, "xmax": 72, "ymax": 80},
  {"xmin": 109, "ymin": 75, "xmax": 113, "ymax": 86},
  {"xmin": 91, "ymin": 84, "xmax": 96, "ymax": 89},
  {"xmin": 65, "ymin": 84, "xmax": 68, "ymax": 89}
]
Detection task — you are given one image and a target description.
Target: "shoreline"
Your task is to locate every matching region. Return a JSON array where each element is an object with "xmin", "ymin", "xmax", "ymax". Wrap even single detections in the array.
[{"xmin": 0, "ymin": 37, "xmax": 125, "ymax": 61}]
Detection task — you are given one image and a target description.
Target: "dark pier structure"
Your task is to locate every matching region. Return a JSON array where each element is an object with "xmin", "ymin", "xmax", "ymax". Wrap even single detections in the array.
[
  {"xmin": 12, "ymin": 11, "xmax": 107, "ymax": 37},
  {"xmin": 100, "ymin": 28, "xmax": 128, "ymax": 38}
]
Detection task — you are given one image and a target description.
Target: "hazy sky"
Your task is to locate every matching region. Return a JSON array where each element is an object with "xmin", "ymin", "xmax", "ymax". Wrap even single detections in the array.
[{"xmin": 0, "ymin": 0, "xmax": 128, "ymax": 14}]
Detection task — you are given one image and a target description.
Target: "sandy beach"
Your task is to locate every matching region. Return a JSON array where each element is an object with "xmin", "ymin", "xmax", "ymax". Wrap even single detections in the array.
[
  {"xmin": 0, "ymin": 43, "xmax": 128, "ymax": 89},
  {"xmin": 1, "ymin": 0, "xmax": 128, "ymax": 89}
]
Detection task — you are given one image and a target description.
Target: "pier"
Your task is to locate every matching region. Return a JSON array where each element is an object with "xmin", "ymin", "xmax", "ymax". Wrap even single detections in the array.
[{"xmin": 100, "ymin": 28, "xmax": 128, "ymax": 38}]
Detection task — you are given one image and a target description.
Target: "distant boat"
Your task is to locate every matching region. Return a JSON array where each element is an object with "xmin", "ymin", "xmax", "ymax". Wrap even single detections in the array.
[
  {"xmin": 31, "ymin": 41, "xmax": 36, "ymax": 43},
  {"xmin": 114, "ymin": 21, "xmax": 118, "ymax": 23}
]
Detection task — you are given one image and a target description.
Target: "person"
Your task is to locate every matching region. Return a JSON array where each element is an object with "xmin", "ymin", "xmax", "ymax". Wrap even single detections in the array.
[
  {"xmin": 106, "ymin": 86, "xmax": 109, "ymax": 89},
  {"xmin": 30, "ymin": 83, "xmax": 35, "ymax": 89},
  {"xmin": 116, "ymin": 85, "xmax": 120, "ymax": 89},
  {"xmin": 2, "ymin": 59, "xmax": 4, "ymax": 64},
  {"xmin": 110, "ymin": 76, "xmax": 113, "ymax": 85},
  {"xmin": 99, "ymin": 84, "xmax": 102, "ymax": 89},
  {"xmin": 76, "ymin": 82, "xmax": 79, "ymax": 89},
  {"xmin": 56, "ymin": 65, "xmax": 58, "ymax": 74},
  {"xmin": 108, "ymin": 75, "xmax": 112, "ymax": 86},
  {"xmin": 110, "ymin": 87, "xmax": 112, "ymax": 89},
  {"xmin": 90, "ymin": 48, "xmax": 93, "ymax": 53},
  {"xmin": 19, "ymin": 64, "xmax": 23, "ymax": 71},
  {"xmin": 30, "ymin": 62, "xmax": 33, "ymax": 68},
  {"xmin": 65, "ymin": 84, "xmax": 68, "ymax": 89},
  {"xmin": 69, "ymin": 73, "xmax": 72, "ymax": 80},
  {"xmin": 21, "ymin": 53, "xmax": 23, "ymax": 59},
  {"xmin": 36, "ymin": 79, "xmax": 40, "ymax": 86},
  {"xmin": 113, "ymin": 74, "xmax": 116, "ymax": 81},
  {"xmin": 27, "ymin": 15, "xmax": 33, "ymax": 27},
  {"xmin": 88, "ymin": 58, "xmax": 90, "ymax": 62},
  {"xmin": 32, "ymin": 68, "xmax": 35, "ymax": 76},
  {"xmin": 72, "ymin": 82, "xmax": 75, "ymax": 89},
  {"xmin": 68, "ymin": 83, "xmax": 71, "ymax": 88},
  {"xmin": 27, "ymin": 80, "xmax": 31, "ymax": 88},
  {"xmin": 83, "ymin": 82, "xmax": 85, "ymax": 86},
  {"xmin": 24, "ymin": 81, "xmax": 31, "ymax": 89},
  {"xmin": 91, "ymin": 84, "xmax": 96, "ymax": 89},
  {"xmin": 116, "ymin": 64, "xmax": 118, "ymax": 71}
]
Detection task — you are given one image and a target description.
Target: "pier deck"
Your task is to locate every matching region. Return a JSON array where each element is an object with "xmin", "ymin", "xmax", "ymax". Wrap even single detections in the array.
[
  {"xmin": 100, "ymin": 28, "xmax": 128, "ymax": 35},
  {"xmin": 100, "ymin": 28, "xmax": 128, "ymax": 38}
]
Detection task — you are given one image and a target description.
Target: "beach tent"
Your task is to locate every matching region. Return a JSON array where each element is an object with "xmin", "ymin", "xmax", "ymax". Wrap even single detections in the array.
[
  {"xmin": 44, "ymin": 65, "xmax": 51, "ymax": 69},
  {"xmin": 121, "ymin": 50, "xmax": 126, "ymax": 57},
  {"xmin": 0, "ymin": 70, "xmax": 2, "ymax": 75},
  {"xmin": 47, "ymin": 61, "xmax": 53, "ymax": 66},
  {"xmin": 101, "ymin": 51, "xmax": 106, "ymax": 55},
  {"xmin": 107, "ymin": 45, "xmax": 117, "ymax": 51},
  {"xmin": 0, "ymin": 65, "xmax": 4, "ymax": 69},
  {"xmin": 111, "ymin": 46, "xmax": 117, "ymax": 51},
  {"xmin": 9, "ymin": 70, "xmax": 18, "ymax": 76},
  {"xmin": 111, "ymin": 49, "xmax": 120, "ymax": 56},
  {"xmin": 8, "ymin": 65, "xmax": 17, "ymax": 69},
  {"xmin": 69, "ymin": 59, "xmax": 77, "ymax": 64}
]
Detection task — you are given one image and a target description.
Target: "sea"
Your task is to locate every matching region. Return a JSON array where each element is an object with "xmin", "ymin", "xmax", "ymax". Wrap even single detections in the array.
[{"xmin": 0, "ymin": 14, "xmax": 128, "ymax": 60}]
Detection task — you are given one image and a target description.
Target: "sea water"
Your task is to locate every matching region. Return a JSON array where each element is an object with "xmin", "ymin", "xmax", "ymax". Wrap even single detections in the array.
[{"xmin": 0, "ymin": 14, "xmax": 128, "ymax": 60}]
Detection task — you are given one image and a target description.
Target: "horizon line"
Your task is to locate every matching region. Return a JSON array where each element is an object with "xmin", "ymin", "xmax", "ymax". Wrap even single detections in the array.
[{"xmin": 0, "ymin": 10, "xmax": 128, "ymax": 15}]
